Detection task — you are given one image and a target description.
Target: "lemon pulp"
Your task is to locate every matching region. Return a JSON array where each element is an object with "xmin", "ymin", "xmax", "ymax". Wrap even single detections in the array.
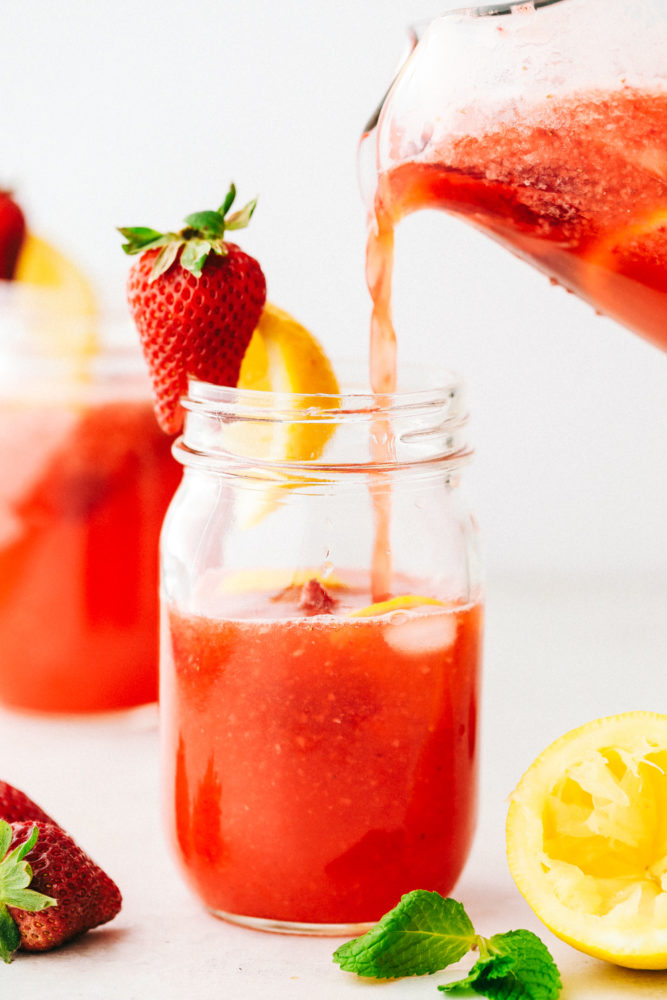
[{"xmin": 506, "ymin": 711, "xmax": 667, "ymax": 969}]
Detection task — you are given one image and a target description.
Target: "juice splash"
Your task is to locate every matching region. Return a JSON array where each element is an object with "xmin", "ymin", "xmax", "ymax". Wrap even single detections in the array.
[
  {"xmin": 367, "ymin": 89, "xmax": 667, "ymax": 357},
  {"xmin": 162, "ymin": 577, "xmax": 481, "ymax": 925}
]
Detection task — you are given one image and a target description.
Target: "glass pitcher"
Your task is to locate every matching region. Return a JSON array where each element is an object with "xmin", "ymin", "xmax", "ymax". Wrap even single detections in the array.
[{"xmin": 362, "ymin": 0, "xmax": 667, "ymax": 354}]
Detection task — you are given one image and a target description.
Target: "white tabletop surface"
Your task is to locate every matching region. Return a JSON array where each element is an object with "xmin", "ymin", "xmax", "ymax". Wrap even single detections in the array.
[{"xmin": 1, "ymin": 574, "xmax": 666, "ymax": 999}]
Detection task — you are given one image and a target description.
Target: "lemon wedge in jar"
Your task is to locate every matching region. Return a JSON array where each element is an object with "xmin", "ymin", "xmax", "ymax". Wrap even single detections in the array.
[
  {"xmin": 228, "ymin": 303, "xmax": 339, "ymax": 526},
  {"xmin": 506, "ymin": 711, "xmax": 667, "ymax": 969},
  {"xmin": 14, "ymin": 233, "xmax": 98, "ymax": 356},
  {"xmin": 349, "ymin": 595, "xmax": 446, "ymax": 618}
]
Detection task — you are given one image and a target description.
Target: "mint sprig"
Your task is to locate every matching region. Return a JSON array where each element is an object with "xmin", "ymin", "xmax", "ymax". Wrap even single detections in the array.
[
  {"xmin": 333, "ymin": 891, "xmax": 561, "ymax": 1000},
  {"xmin": 334, "ymin": 892, "xmax": 475, "ymax": 979},
  {"xmin": 0, "ymin": 819, "xmax": 57, "ymax": 963},
  {"xmin": 441, "ymin": 929, "xmax": 562, "ymax": 999}
]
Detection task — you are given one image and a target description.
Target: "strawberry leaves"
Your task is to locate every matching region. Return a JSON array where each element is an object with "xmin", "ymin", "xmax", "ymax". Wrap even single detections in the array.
[
  {"xmin": 0, "ymin": 820, "xmax": 56, "ymax": 963},
  {"xmin": 118, "ymin": 183, "xmax": 257, "ymax": 280}
]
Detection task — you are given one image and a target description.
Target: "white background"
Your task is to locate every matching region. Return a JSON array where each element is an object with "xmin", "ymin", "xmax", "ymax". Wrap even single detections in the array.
[{"xmin": 1, "ymin": 0, "xmax": 665, "ymax": 582}]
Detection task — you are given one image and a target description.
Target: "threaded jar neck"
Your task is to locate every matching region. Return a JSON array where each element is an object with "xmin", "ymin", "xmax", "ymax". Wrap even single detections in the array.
[{"xmin": 175, "ymin": 367, "xmax": 471, "ymax": 478}]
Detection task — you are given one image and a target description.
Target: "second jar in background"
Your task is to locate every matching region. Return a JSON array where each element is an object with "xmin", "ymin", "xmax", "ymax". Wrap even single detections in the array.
[{"xmin": 0, "ymin": 298, "xmax": 181, "ymax": 713}]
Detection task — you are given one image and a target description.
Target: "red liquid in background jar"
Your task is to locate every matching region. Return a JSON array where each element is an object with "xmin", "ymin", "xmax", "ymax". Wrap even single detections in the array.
[
  {"xmin": 367, "ymin": 89, "xmax": 667, "ymax": 358},
  {"xmin": 162, "ymin": 579, "xmax": 482, "ymax": 925},
  {"xmin": 0, "ymin": 397, "xmax": 181, "ymax": 712}
]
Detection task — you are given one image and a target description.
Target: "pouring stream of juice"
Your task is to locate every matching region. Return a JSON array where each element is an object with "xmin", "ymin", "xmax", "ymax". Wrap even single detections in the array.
[{"xmin": 363, "ymin": 0, "xmax": 667, "ymax": 598}]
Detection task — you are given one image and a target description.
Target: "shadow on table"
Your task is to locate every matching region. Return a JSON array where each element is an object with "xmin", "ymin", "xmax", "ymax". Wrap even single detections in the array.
[{"xmin": 566, "ymin": 961, "xmax": 667, "ymax": 996}]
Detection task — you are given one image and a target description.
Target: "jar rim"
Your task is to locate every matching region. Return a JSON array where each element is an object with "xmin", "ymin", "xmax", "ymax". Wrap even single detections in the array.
[
  {"xmin": 183, "ymin": 363, "xmax": 465, "ymax": 420},
  {"xmin": 177, "ymin": 363, "xmax": 471, "ymax": 476}
]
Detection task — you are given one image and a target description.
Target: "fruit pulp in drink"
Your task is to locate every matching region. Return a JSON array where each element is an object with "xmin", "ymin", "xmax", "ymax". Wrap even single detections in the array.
[
  {"xmin": 368, "ymin": 89, "xmax": 667, "ymax": 354},
  {"xmin": 162, "ymin": 577, "xmax": 482, "ymax": 925},
  {"xmin": 0, "ymin": 395, "xmax": 181, "ymax": 712}
]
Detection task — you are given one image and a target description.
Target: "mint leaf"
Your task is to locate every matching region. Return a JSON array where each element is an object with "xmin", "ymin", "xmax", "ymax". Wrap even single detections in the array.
[
  {"xmin": 333, "ymin": 891, "xmax": 475, "ymax": 980},
  {"xmin": 440, "ymin": 930, "xmax": 562, "ymax": 1000},
  {"xmin": 440, "ymin": 954, "xmax": 514, "ymax": 994}
]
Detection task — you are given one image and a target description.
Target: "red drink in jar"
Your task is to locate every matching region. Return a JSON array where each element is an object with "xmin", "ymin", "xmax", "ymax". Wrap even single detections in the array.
[
  {"xmin": 0, "ymin": 320, "xmax": 181, "ymax": 713},
  {"xmin": 162, "ymin": 580, "xmax": 481, "ymax": 926},
  {"xmin": 160, "ymin": 374, "xmax": 481, "ymax": 931}
]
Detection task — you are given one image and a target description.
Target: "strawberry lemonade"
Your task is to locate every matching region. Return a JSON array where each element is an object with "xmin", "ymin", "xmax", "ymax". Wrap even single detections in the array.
[
  {"xmin": 0, "ymin": 203, "xmax": 181, "ymax": 713},
  {"xmin": 163, "ymin": 580, "xmax": 481, "ymax": 925},
  {"xmin": 368, "ymin": 90, "xmax": 667, "ymax": 356},
  {"xmin": 0, "ymin": 330, "xmax": 180, "ymax": 713},
  {"xmin": 123, "ymin": 191, "xmax": 482, "ymax": 929}
]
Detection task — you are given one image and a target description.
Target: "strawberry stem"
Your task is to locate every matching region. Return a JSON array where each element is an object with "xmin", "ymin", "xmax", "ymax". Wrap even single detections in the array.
[{"xmin": 117, "ymin": 182, "xmax": 258, "ymax": 280}]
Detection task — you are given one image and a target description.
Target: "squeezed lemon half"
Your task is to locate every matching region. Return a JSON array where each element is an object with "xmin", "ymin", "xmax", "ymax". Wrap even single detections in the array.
[{"xmin": 506, "ymin": 711, "xmax": 667, "ymax": 969}]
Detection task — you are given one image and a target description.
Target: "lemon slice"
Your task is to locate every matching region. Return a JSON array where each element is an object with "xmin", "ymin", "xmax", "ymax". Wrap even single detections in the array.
[
  {"xmin": 350, "ymin": 595, "xmax": 445, "ymax": 618},
  {"xmin": 228, "ymin": 303, "xmax": 339, "ymax": 526},
  {"xmin": 584, "ymin": 206, "xmax": 667, "ymax": 316},
  {"xmin": 237, "ymin": 303, "xmax": 339, "ymax": 457},
  {"xmin": 14, "ymin": 233, "xmax": 98, "ymax": 356},
  {"xmin": 586, "ymin": 207, "xmax": 667, "ymax": 270},
  {"xmin": 506, "ymin": 711, "xmax": 667, "ymax": 969}
]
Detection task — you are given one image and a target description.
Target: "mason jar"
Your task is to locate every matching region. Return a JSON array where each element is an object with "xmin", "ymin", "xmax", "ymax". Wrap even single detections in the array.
[
  {"xmin": 0, "ymin": 287, "xmax": 181, "ymax": 713},
  {"xmin": 160, "ymin": 368, "xmax": 483, "ymax": 934}
]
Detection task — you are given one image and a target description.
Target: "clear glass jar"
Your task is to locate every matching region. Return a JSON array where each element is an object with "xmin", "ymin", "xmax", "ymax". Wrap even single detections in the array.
[
  {"xmin": 160, "ymin": 368, "xmax": 483, "ymax": 934},
  {"xmin": 0, "ymin": 287, "xmax": 181, "ymax": 713}
]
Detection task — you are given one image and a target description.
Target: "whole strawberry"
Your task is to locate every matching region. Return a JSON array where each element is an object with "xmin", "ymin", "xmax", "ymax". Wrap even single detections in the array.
[
  {"xmin": 0, "ymin": 820, "xmax": 121, "ymax": 961},
  {"xmin": 0, "ymin": 781, "xmax": 56, "ymax": 826},
  {"xmin": 0, "ymin": 191, "xmax": 26, "ymax": 280},
  {"xmin": 120, "ymin": 185, "xmax": 266, "ymax": 434}
]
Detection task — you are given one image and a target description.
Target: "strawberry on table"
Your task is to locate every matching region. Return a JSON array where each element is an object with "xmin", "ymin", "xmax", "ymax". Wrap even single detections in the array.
[
  {"xmin": 0, "ymin": 191, "xmax": 26, "ymax": 280},
  {"xmin": 0, "ymin": 819, "xmax": 121, "ymax": 961},
  {"xmin": 120, "ymin": 184, "xmax": 267, "ymax": 434}
]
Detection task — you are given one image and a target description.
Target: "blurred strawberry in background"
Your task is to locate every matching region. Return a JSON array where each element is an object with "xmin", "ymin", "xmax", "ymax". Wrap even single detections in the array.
[{"xmin": 0, "ymin": 191, "xmax": 25, "ymax": 279}]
